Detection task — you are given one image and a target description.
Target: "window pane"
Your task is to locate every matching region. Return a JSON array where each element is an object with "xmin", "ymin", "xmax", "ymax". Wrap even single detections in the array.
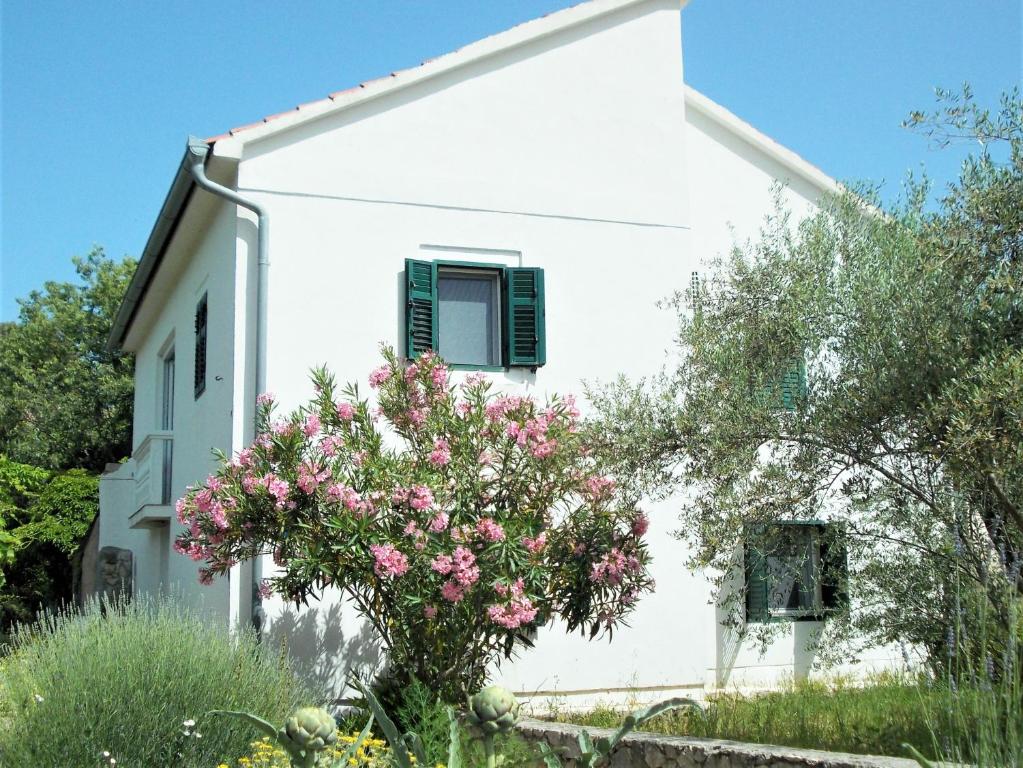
[
  {"xmin": 437, "ymin": 272, "xmax": 499, "ymax": 366},
  {"xmin": 766, "ymin": 528, "xmax": 818, "ymax": 614}
]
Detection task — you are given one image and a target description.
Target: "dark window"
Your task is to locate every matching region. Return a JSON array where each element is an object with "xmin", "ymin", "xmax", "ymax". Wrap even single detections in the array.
[
  {"xmin": 194, "ymin": 293, "xmax": 208, "ymax": 398},
  {"xmin": 744, "ymin": 522, "xmax": 848, "ymax": 622},
  {"xmin": 404, "ymin": 259, "xmax": 546, "ymax": 369}
]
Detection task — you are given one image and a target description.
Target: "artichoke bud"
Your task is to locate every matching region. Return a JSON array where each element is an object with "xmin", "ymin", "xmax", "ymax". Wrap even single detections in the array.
[
  {"xmin": 466, "ymin": 685, "xmax": 520, "ymax": 735},
  {"xmin": 281, "ymin": 706, "xmax": 338, "ymax": 753}
]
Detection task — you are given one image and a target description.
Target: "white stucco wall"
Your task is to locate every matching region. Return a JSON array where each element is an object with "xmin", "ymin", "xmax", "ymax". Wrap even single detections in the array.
[{"xmin": 100, "ymin": 197, "xmax": 240, "ymax": 619}]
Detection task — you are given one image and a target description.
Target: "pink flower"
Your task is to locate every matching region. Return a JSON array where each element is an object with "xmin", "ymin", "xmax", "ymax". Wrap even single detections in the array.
[
  {"xmin": 590, "ymin": 548, "xmax": 628, "ymax": 586},
  {"xmin": 431, "ymin": 554, "xmax": 454, "ymax": 575},
  {"xmin": 456, "ymin": 401, "xmax": 472, "ymax": 417},
  {"xmin": 336, "ymin": 402, "xmax": 355, "ymax": 421},
  {"xmin": 198, "ymin": 568, "xmax": 215, "ymax": 586},
  {"xmin": 451, "ymin": 546, "xmax": 480, "ymax": 587},
  {"xmin": 370, "ymin": 543, "xmax": 409, "ymax": 579},
  {"xmin": 530, "ymin": 439, "xmax": 557, "ymax": 458},
  {"xmin": 257, "ymin": 580, "xmax": 273, "ymax": 600},
  {"xmin": 265, "ymin": 476, "xmax": 290, "ymax": 507},
  {"xmin": 210, "ymin": 503, "xmax": 229, "ymax": 530},
  {"xmin": 429, "ymin": 438, "xmax": 451, "ymax": 466},
  {"xmin": 487, "ymin": 595, "xmax": 538, "ymax": 629},
  {"xmin": 256, "ymin": 392, "xmax": 275, "ymax": 405},
  {"xmin": 175, "ymin": 497, "xmax": 190, "ymax": 524},
  {"xmin": 409, "ymin": 485, "xmax": 434, "ymax": 510},
  {"xmin": 431, "ymin": 365, "xmax": 449, "ymax": 390},
  {"xmin": 408, "ymin": 408, "xmax": 427, "ymax": 428},
  {"xmin": 428, "ymin": 512, "xmax": 449, "ymax": 533},
  {"xmin": 404, "ymin": 520, "xmax": 420, "ymax": 537},
  {"xmin": 303, "ymin": 413, "xmax": 321, "ymax": 437},
  {"xmin": 423, "ymin": 605, "xmax": 438, "ymax": 619},
  {"xmin": 353, "ymin": 450, "xmax": 367, "ymax": 467},
  {"xmin": 476, "ymin": 517, "xmax": 505, "ymax": 542},
  {"xmin": 297, "ymin": 461, "xmax": 329, "ymax": 494},
  {"xmin": 631, "ymin": 512, "xmax": 650, "ymax": 537},
  {"xmin": 320, "ymin": 435, "xmax": 343, "ymax": 457},
  {"xmin": 522, "ymin": 532, "xmax": 547, "ymax": 554},
  {"xmin": 584, "ymin": 475, "xmax": 616, "ymax": 499},
  {"xmin": 441, "ymin": 580, "xmax": 466, "ymax": 603},
  {"xmin": 369, "ymin": 365, "xmax": 391, "ymax": 387}
]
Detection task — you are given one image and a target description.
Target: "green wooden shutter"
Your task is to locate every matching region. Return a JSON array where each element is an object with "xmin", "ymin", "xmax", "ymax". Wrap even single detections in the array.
[
  {"xmin": 405, "ymin": 259, "xmax": 437, "ymax": 360},
  {"xmin": 744, "ymin": 527, "xmax": 770, "ymax": 623},
  {"xmin": 505, "ymin": 267, "xmax": 546, "ymax": 367},
  {"xmin": 780, "ymin": 356, "xmax": 807, "ymax": 411},
  {"xmin": 820, "ymin": 524, "xmax": 849, "ymax": 612}
]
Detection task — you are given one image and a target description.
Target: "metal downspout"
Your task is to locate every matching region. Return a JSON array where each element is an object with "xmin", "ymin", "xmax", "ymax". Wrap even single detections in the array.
[{"xmin": 185, "ymin": 135, "xmax": 268, "ymax": 631}]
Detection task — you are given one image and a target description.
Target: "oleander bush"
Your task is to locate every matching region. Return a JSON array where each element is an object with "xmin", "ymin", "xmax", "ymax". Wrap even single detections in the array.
[
  {"xmin": 175, "ymin": 347, "xmax": 653, "ymax": 701},
  {"xmin": 0, "ymin": 595, "xmax": 315, "ymax": 767}
]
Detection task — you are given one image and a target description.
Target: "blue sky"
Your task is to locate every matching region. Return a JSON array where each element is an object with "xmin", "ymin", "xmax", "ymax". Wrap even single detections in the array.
[{"xmin": 1, "ymin": 1, "xmax": 1019, "ymax": 320}]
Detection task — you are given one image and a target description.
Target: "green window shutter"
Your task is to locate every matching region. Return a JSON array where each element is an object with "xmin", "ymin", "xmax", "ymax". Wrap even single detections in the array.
[
  {"xmin": 820, "ymin": 524, "xmax": 849, "ymax": 612},
  {"xmin": 405, "ymin": 259, "xmax": 437, "ymax": 360},
  {"xmin": 505, "ymin": 267, "xmax": 546, "ymax": 367},
  {"xmin": 744, "ymin": 530, "xmax": 770, "ymax": 623},
  {"xmin": 780, "ymin": 356, "xmax": 807, "ymax": 411}
]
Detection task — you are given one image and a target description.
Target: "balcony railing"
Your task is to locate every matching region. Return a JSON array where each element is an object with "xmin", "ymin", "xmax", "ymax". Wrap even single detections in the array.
[{"xmin": 134, "ymin": 431, "xmax": 173, "ymax": 515}]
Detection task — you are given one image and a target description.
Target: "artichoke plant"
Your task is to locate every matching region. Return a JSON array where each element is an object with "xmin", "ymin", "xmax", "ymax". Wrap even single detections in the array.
[
  {"xmin": 211, "ymin": 705, "xmax": 372, "ymax": 768},
  {"xmin": 281, "ymin": 706, "xmax": 338, "ymax": 753},
  {"xmin": 466, "ymin": 685, "xmax": 520, "ymax": 767}
]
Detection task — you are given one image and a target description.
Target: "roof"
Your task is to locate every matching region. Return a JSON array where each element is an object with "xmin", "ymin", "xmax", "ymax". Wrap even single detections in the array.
[
  {"xmin": 206, "ymin": 0, "xmax": 676, "ymax": 154},
  {"xmin": 108, "ymin": 0, "xmax": 840, "ymax": 352},
  {"xmin": 683, "ymin": 85, "xmax": 840, "ymax": 196}
]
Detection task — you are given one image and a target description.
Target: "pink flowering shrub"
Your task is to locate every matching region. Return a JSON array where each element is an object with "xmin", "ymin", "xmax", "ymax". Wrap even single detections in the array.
[{"xmin": 174, "ymin": 346, "xmax": 652, "ymax": 701}]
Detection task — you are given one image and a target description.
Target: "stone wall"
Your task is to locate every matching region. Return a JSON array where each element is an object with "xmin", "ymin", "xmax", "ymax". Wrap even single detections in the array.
[{"xmin": 516, "ymin": 719, "xmax": 923, "ymax": 768}]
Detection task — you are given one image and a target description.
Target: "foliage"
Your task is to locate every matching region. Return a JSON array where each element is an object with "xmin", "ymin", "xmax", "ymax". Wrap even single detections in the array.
[
  {"xmin": 0, "ymin": 456, "xmax": 98, "ymax": 634},
  {"xmin": 218, "ymin": 733, "xmax": 399, "ymax": 768},
  {"xmin": 557, "ymin": 668, "xmax": 1021, "ymax": 763},
  {"xmin": 212, "ymin": 706, "xmax": 373, "ymax": 768},
  {"xmin": 174, "ymin": 347, "xmax": 653, "ymax": 701},
  {"xmin": 585, "ymin": 87, "xmax": 1023, "ymax": 667},
  {"xmin": 539, "ymin": 698, "xmax": 697, "ymax": 768},
  {"xmin": 0, "ymin": 595, "xmax": 314, "ymax": 767},
  {"xmin": 556, "ymin": 676, "xmax": 935, "ymax": 758},
  {"xmin": 0, "ymin": 247, "xmax": 136, "ymax": 472}
]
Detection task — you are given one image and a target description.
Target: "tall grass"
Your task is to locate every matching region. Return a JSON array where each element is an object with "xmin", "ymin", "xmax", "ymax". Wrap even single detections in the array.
[
  {"xmin": 555, "ymin": 674, "xmax": 940, "ymax": 758},
  {"xmin": 0, "ymin": 595, "xmax": 317, "ymax": 767},
  {"xmin": 557, "ymin": 668, "xmax": 1021, "ymax": 763}
]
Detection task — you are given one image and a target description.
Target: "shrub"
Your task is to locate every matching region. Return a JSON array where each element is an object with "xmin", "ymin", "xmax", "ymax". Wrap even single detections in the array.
[
  {"xmin": 218, "ymin": 733, "xmax": 395, "ymax": 768},
  {"xmin": 174, "ymin": 347, "xmax": 653, "ymax": 701},
  {"xmin": 0, "ymin": 596, "xmax": 316, "ymax": 767}
]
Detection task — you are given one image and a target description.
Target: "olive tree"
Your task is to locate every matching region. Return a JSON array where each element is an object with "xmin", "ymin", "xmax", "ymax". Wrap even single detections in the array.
[{"xmin": 585, "ymin": 88, "xmax": 1023, "ymax": 672}]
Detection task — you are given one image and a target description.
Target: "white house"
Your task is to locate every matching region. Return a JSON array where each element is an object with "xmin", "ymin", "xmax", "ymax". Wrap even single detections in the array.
[{"xmin": 98, "ymin": 0, "xmax": 895, "ymax": 707}]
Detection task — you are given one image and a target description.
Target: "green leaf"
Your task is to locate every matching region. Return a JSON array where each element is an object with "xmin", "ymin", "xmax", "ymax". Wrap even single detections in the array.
[
  {"xmin": 605, "ymin": 698, "xmax": 698, "ymax": 752},
  {"xmin": 537, "ymin": 741, "xmax": 564, "ymax": 768},
  {"xmin": 577, "ymin": 728, "xmax": 594, "ymax": 756},
  {"xmin": 446, "ymin": 706, "xmax": 463, "ymax": 768},
  {"xmin": 404, "ymin": 730, "xmax": 428, "ymax": 765},
  {"xmin": 329, "ymin": 715, "xmax": 375, "ymax": 768},
  {"xmin": 901, "ymin": 743, "xmax": 937, "ymax": 768},
  {"xmin": 353, "ymin": 680, "xmax": 414, "ymax": 768},
  {"xmin": 209, "ymin": 709, "xmax": 281, "ymax": 743}
]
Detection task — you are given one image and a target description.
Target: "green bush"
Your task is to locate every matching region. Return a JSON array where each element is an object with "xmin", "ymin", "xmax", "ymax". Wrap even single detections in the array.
[{"xmin": 0, "ymin": 596, "xmax": 317, "ymax": 767}]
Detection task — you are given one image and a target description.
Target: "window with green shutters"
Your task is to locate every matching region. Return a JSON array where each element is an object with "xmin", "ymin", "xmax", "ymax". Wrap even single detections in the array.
[
  {"xmin": 744, "ymin": 521, "xmax": 848, "ymax": 623},
  {"xmin": 405, "ymin": 258, "xmax": 546, "ymax": 369},
  {"xmin": 780, "ymin": 356, "xmax": 807, "ymax": 411}
]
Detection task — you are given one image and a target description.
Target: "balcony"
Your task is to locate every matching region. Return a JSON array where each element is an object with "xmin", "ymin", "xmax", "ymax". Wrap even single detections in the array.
[{"xmin": 129, "ymin": 432, "xmax": 173, "ymax": 529}]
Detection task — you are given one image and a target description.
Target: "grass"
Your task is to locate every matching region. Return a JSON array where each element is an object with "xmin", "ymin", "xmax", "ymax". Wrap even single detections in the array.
[
  {"xmin": 551, "ymin": 672, "xmax": 1017, "ymax": 762},
  {"xmin": 0, "ymin": 595, "xmax": 317, "ymax": 768}
]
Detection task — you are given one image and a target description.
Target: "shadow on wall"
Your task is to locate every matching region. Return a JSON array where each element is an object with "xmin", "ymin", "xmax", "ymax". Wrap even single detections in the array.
[{"xmin": 264, "ymin": 601, "xmax": 383, "ymax": 703}]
